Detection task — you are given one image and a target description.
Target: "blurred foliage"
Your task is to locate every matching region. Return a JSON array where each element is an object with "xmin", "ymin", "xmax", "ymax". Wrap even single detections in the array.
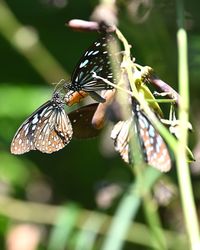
[{"xmin": 0, "ymin": 0, "xmax": 200, "ymax": 249}]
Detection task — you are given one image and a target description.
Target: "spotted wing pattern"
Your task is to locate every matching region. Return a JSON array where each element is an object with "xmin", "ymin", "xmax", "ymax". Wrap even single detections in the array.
[
  {"xmin": 111, "ymin": 101, "xmax": 171, "ymax": 172},
  {"xmin": 111, "ymin": 120, "xmax": 132, "ymax": 164},
  {"xmin": 134, "ymin": 102, "xmax": 171, "ymax": 172},
  {"xmin": 11, "ymin": 93, "xmax": 73, "ymax": 154},
  {"xmin": 68, "ymin": 34, "xmax": 119, "ymax": 93}
]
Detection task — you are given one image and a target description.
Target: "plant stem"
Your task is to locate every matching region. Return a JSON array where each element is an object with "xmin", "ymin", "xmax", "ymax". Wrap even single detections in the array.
[
  {"xmin": 101, "ymin": 168, "xmax": 162, "ymax": 250},
  {"xmin": 176, "ymin": 0, "xmax": 200, "ymax": 249}
]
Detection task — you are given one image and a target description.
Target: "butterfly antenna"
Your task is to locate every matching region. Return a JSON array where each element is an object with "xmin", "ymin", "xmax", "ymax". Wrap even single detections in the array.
[{"xmin": 53, "ymin": 79, "xmax": 67, "ymax": 93}]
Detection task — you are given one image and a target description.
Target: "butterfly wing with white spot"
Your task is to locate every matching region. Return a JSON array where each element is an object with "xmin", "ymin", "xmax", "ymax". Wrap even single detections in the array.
[
  {"xmin": 68, "ymin": 103, "xmax": 101, "ymax": 139},
  {"xmin": 111, "ymin": 102, "xmax": 171, "ymax": 172},
  {"xmin": 69, "ymin": 34, "xmax": 120, "ymax": 92},
  {"xmin": 34, "ymin": 103, "xmax": 73, "ymax": 153},
  {"xmin": 134, "ymin": 102, "xmax": 171, "ymax": 172},
  {"xmin": 111, "ymin": 120, "xmax": 131, "ymax": 164},
  {"xmin": 11, "ymin": 101, "xmax": 51, "ymax": 154},
  {"xmin": 11, "ymin": 100, "xmax": 73, "ymax": 155}
]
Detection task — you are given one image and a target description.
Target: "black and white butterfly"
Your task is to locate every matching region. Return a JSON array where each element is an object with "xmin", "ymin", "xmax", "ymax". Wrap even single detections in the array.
[
  {"xmin": 11, "ymin": 92, "xmax": 102, "ymax": 155},
  {"xmin": 111, "ymin": 99, "xmax": 171, "ymax": 172},
  {"xmin": 65, "ymin": 33, "xmax": 120, "ymax": 102},
  {"xmin": 11, "ymin": 92, "xmax": 73, "ymax": 154}
]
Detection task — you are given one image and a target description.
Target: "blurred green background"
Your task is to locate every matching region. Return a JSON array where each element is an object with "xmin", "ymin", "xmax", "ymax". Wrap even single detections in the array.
[{"xmin": 0, "ymin": 0, "xmax": 200, "ymax": 249}]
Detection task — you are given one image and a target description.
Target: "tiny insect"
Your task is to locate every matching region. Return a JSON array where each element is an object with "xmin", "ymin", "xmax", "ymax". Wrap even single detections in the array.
[
  {"xmin": 65, "ymin": 33, "xmax": 120, "ymax": 103},
  {"xmin": 11, "ymin": 92, "xmax": 73, "ymax": 154},
  {"xmin": 111, "ymin": 99, "xmax": 171, "ymax": 172}
]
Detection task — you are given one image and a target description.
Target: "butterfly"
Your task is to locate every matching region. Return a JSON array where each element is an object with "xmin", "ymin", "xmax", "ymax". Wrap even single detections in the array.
[
  {"xmin": 11, "ymin": 90, "xmax": 102, "ymax": 154},
  {"xmin": 111, "ymin": 99, "xmax": 171, "ymax": 172},
  {"xmin": 65, "ymin": 33, "xmax": 120, "ymax": 103},
  {"xmin": 11, "ymin": 92, "xmax": 73, "ymax": 154}
]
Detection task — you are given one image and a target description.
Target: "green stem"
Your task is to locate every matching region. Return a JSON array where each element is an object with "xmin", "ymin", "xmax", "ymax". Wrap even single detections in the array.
[
  {"xmin": 104, "ymin": 28, "xmax": 167, "ymax": 250},
  {"xmin": 101, "ymin": 168, "xmax": 162, "ymax": 250},
  {"xmin": 143, "ymin": 194, "xmax": 167, "ymax": 250},
  {"xmin": 176, "ymin": 1, "xmax": 200, "ymax": 249}
]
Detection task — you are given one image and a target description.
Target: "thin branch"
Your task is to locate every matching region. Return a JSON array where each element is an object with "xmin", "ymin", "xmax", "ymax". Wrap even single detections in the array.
[{"xmin": 149, "ymin": 74, "xmax": 180, "ymax": 106}]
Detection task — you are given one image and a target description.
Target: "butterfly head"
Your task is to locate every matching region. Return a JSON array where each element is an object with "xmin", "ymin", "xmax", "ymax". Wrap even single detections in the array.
[{"xmin": 52, "ymin": 91, "xmax": 65, "ymax": 107}]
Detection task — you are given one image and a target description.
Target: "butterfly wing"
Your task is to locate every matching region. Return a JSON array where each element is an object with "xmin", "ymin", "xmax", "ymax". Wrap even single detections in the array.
[
  {"xmin": 135, "ymin": 104, "xmax": 171, "ymax": 172},
  {"xmin": 11, "ymin": 101, "xmax": 51, "ymax": 154},
  {"xmin": 11, "ymin": 100, "xmax": 73, "ymax": 155},
  {"xmin": 111, "ymin": 120, "xmax": 131, "ymax": 164},
  {"xmin": 69, "ymin": 34, "xmax": 119, "ymax": 93},
  {"xmin": 111, "ymin": 102, "xmax": 171, "ymax": 172},
  {"xmin": 34, "ymin": 107, "xmax": 73, "ymax": 153},
  {"xmin": 68, "ymin": 103, "xmax": 101, "ymax": 139}
]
